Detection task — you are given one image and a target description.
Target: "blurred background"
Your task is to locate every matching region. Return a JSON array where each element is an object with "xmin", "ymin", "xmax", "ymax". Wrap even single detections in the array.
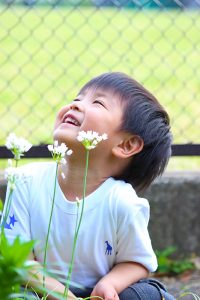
[{"xmin": 0, "ymin": 0, "xmax": 200, "ymax": 169}]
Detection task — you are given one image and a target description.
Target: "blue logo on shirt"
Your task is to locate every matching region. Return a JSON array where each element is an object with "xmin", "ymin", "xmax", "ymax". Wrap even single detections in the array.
[
  {"xmin": 4, "ymin": 214, "xmax": 17, "ymax": 230},
  {"xmin": 105, "ymin": 241, "xmax": 112, "ymax": 255}
]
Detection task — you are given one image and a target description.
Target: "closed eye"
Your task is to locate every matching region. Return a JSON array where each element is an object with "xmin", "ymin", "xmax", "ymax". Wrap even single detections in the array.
[{"xmin": 93, "ymin": 100, "xmax": 106, "ymax": 108}]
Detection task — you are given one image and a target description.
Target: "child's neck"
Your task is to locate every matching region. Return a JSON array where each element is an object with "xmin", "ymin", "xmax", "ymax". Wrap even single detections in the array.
[{"xmin": 57, "ymin": 158, "xmax": 109, "ymax": 202}]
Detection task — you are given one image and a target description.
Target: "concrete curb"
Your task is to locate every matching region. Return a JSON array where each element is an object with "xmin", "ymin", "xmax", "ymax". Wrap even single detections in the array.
[{"xmin": 144, "ymin": 171, "xmax": 200, "ymax": 256}]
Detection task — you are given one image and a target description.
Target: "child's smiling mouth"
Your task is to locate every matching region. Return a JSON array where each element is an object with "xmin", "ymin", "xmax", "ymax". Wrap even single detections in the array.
[{"xmin": 62, "ymin": 114, "xmax": 80, "ymax": 127}]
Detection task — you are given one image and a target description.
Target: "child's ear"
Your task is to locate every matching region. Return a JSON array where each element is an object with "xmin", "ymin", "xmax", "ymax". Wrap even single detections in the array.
[{"xmin": 112, "ymin": 135, "xmax": 144, "ymax": 159}]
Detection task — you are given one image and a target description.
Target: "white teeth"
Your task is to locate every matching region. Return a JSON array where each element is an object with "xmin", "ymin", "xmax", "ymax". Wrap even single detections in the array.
[{"xmin": 64, "ymin": 116, "xmax": 79, "ymax": 126}]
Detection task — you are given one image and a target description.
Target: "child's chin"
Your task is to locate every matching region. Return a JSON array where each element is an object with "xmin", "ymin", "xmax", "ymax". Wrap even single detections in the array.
[{"xmin": 53, "ymin": 132, "xmax": 76, "ymax": 145}]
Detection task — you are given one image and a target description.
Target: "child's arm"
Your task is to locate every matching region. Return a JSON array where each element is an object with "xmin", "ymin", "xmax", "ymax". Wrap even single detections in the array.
[
  {"xmin": 25, "ymin": 254, "xmax": 76, "ymax": 300},
  {"xmin": 91, "ymin": 261, "xmax": 149, "ymax": 300},
  {"xmin": 27, "ymin": 265, "xmax": 67, "ymax": 300}
]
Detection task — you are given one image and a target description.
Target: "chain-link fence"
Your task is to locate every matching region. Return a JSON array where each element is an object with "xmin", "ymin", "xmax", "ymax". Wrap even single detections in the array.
[{"xmin": 0, "ymin": 0, "xmax": 200, "ymax": 156}]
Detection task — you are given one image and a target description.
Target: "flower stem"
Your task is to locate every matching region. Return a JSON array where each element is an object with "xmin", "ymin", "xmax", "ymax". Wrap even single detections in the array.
[
  {"xmin": 1, "ymin": 158, "xmax": 18, "ymax": 231},
  {"xmin": 15, "ymin": 159, "xmax": 19, "ymax": 168},
  {"xmin": 63, "ymin": 149, "xmax": 89, "ymax": 299},
  {"xmin": 43, "ymin": 163, "xmax": 58, "ymax": 296},
  {"xmin": 2, "ymin": 189, "xmax": 14, "ymax": 230}
]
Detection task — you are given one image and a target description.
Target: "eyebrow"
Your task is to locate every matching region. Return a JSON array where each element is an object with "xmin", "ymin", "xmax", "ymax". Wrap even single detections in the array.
[{"xmin": 94, "ymin": 92, "xmax": 107, "ymax": 98}]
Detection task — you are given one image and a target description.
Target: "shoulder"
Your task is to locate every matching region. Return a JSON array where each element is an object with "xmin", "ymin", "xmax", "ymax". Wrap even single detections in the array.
[
  {"xmin": 18, "ymin": 161, "xmax": 55, "ymax": 174},
  {"xmin": 14, "ymin": 161, "xmax": 56, "ymax": 185},
  {"xmin": 108, "ymin": 178, "xmax": 150, "ymax": 219}
]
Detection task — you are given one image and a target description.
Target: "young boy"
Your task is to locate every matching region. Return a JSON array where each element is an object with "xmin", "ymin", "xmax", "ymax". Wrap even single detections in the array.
[{"xmin": 4, "ymin": 72, "xmax": 174, "ymax": 300}]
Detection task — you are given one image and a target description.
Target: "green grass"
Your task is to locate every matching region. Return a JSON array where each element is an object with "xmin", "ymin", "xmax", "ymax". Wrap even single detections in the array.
[
  {"xmin": 167, "ymin": 156, "xmax": 200, "ymax": 171},
  {"xmin": 0, "ymin": 6, "xmax": 200, "ymax": 169}
]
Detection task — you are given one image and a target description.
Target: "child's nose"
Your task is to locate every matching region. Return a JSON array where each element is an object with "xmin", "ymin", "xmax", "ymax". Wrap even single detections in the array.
[{"xmin": 69, "ymin": 101, "xmax": 83, "ymax": 111}]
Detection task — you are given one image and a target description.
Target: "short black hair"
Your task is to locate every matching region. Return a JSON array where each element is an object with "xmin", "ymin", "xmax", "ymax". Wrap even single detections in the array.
[{"xmin": 80, "ymin": 72, "xmax": 172, "ymax": 192}]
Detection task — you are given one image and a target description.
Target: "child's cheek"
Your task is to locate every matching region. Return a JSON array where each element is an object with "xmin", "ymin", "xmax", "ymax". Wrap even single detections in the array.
[{"xmin": 55, "ymin": 106, "xmax": 70, "ymax": 127}]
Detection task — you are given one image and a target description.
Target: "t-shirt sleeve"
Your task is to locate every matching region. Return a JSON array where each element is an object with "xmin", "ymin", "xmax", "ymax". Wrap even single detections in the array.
[
  {"xmin": 2, "ymin": 169, "xmax": 32, "ymax": 243},
  {"xmin": 115, "ymin": 197, "xmax": 158, "ymax": 273}
]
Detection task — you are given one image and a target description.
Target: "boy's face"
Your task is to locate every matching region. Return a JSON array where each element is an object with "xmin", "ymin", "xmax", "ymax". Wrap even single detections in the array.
[{"xmin": 53, "ymin": 87, "xmax": 124, "ymax": 151}]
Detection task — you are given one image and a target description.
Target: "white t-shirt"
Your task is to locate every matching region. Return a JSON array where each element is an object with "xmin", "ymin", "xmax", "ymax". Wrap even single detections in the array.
[{"xmin": 3, "ymin": 162, "xmax": 157, "ymax": 288}]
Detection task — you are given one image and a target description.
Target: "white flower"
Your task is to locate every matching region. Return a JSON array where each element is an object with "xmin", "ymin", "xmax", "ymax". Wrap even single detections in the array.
[
  {"xmin": 6, "ymin": 133, "xmax": 32, "ymax": 160},
  {"xmin": 4, "ymin": 166, "xmax": 22, "ymax": 190},
  {"xmin": 47, "ymin": 141, "xmax": 73, "ymax": 163},
  {"xmin": 77, "ymin": 131, "xmax": 108, "ymax": 150},
  {"xmin": 60, "ymin": 158, "xmax": 67, "ymax": 165},
  {"xmin": 8, "ymin": 159, "xmax": 12, "ymax": 167},
  {"xmin": 76, "ymin": 197, "xmax": 81, "ymax": 207},
  {"xmin": 66, "ymin": 149, "xmax": 73, "ymax": 156},
  {"xmin": 61, "ymin": 172, "xmax": 66, "ymax": 179}
]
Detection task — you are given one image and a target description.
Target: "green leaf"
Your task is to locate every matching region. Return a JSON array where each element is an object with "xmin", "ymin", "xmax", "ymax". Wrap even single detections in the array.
[
  {"xmin": 0, "ymin": 232, "xmax": 35, "ymax": 300},
  {"xmin": 155, "ymin": 246, "xmax": 195, "ymax": 275}
]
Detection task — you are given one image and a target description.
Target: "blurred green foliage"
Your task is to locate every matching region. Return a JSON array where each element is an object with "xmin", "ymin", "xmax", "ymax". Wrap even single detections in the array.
[
  {"xmin": 156, "ymin": 246, "xmax": 195, "ymax": 275},
  {"xmin": 0, "ymin": 231, "xmax": 35, "ymax": 299}
]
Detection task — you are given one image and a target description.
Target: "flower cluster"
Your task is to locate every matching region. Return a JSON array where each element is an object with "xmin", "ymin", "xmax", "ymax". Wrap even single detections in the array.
[
  {"xmin": 5, "ymin": 167, "xmax": 20, "ymax": 191},
  {"xmin": 77, "ymin": 131, "xmax": 108, "ymax": 150},
  {"xmin": 6, "ymin": 133, "xmax": 32, "ymax": 160},
  {"xmin": 47, "ymin": 141, "xmax": 73, "ymax": 163},
  {"xmin": 4, "ymin": 160, "xmax": 24, "ymax": 190}
]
